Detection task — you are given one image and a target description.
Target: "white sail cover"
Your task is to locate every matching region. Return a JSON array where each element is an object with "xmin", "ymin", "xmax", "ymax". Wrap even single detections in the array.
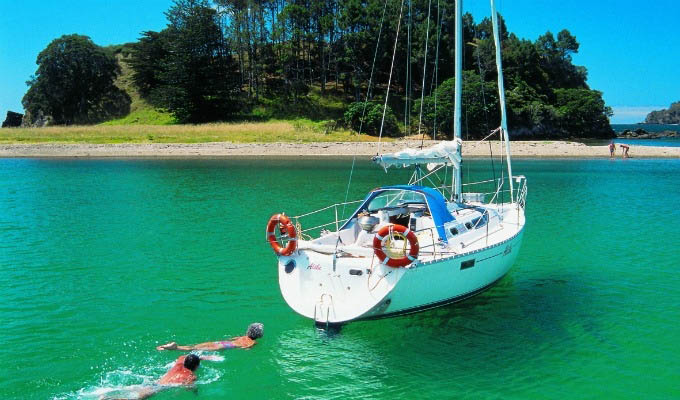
[{"xmin": 373, "ymin": 139, "xmax": 463, "ymax": 169}]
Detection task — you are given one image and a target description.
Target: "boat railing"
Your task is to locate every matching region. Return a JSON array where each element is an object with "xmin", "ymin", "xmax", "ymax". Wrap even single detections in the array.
[
  {"xmin": 289, "ymin": 177, "xmax": 526, "ymax": 244},
  {"xmin": 410, "ymin": 208, "xmax": 506, "ymax": 261},
  {"xmin": 438, "ymin": 175, "xmax": 527, "ymax": 207},
  {"xmin": 515, "ymin": 176, "xmax": 528, "ymax": 209},
  {"xmin": 291, "ymin": 199, "xmax": 363, "ymax": 238}
]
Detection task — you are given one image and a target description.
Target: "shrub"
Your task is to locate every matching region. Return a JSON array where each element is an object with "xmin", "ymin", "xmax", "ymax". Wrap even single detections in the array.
[{"xmin": 344, "ymin": 101, "xmax": 400, "ymax": 136}]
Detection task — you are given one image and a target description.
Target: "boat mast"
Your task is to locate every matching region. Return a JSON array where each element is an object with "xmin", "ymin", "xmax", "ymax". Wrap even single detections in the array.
[
  {"xmin": 490, "ymin": 0, "xmax": 514, "ymax": 202},
  {"xmin": 453, "ymin": 0, "xmax": 463, "ymax": 202}
]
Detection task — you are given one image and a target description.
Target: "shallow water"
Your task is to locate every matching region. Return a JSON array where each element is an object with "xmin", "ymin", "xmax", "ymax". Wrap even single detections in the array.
[
  {"xmin": 611, "ymin": 123, "xmax": 680, "ymax": 147},
  {"xmin": 0, "ymin": 157, "xmax": 678, "ymax": 399}
]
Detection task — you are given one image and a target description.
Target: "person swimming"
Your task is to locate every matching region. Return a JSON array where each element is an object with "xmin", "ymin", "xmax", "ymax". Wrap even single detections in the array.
[
  {"xmin": 156, "ymin": 323, "xmax": 264, "ymax": 351},
  {"xmin": 99, "ymin": 354, "xmax": 201, "ymax": 400}
]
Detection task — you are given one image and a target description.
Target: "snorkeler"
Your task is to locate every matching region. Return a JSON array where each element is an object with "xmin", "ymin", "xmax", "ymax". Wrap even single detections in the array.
[
  {"xmin": 100, "ymin": 354, "xmax": 202, "ymax": 400},
  {"xmin": 156, "ymin": 323, "xmax": 263, "ymax": 351}
]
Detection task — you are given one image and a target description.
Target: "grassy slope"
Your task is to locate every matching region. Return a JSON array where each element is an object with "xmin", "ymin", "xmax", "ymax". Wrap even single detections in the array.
[
  {"xmin": 0, "ymin": 53, "xmax": 374, "ymax": 143},
  {"xmin": 100, "ymin": 55, "xmax": 176, "ymax": 126},
  {"xmin": 0, "ymin": 122, "xmax": 381, "ymax": 143}
]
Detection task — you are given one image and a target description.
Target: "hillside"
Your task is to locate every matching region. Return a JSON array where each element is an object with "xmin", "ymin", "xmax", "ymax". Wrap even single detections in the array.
[
  {"xmin": 103, "ymin": 49, "xmax": 350, "ymax": 128},
  {"xmin": 19, "ymin": 1, "xmax": 615, "ymax": 140},
  {"xmin": 645, "ymin": 102, "xmax": 680, "ymax": 124},
  {"xmin": 100, "ymin": 52, "xmax": 176, "ymax": 126}
]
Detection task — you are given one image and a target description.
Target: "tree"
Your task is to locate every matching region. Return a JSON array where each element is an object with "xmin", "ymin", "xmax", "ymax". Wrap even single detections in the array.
[
  {"xmin": 416, "ymin": 70, "xmax": 499, "ymax": 139},
  {"xmin": 22, "ymin": 34, "xmax": 130, "ymax": 125},
  {"xmin": 344, "ymin": 101, "xmax": 399, "ymax": 136},
  {"xmin": 131, "ymin": 0, "xmax": 241, "ymax": 122},
  {"xmin": 554, "ymin": 88, "xmax": 614, "ymax": 138},
  {"xmin": 535, "ymin": 30, "xmax": 587, "ymax": 90},
  {"xmin": 128, "ymin": 31, "xmax": 170, "ymax": 99}
]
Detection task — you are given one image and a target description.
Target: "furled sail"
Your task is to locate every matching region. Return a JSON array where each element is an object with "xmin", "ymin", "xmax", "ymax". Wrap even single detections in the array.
[{"xmin": 373, "ymin": 139, "xmax": 463, "ymax": 169}]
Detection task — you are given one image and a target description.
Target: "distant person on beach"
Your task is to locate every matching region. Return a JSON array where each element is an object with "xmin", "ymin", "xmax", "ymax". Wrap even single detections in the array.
[
  {"xmin": 620, "ymin": 144, "xmax": 630, "ymax": 158},
  {"xmin": 156, "ymin": 323, "xmax": 263, "ymax": 351},
  {"xmin": 100, "ymin": 354, "xmax": 201, "ymax": 400},
  {"xmin": 609, "ymin": 142, "xmax": 616, "ymax": 157}
]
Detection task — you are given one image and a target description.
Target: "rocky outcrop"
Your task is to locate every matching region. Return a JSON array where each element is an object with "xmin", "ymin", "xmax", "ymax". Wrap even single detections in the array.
[
  {"xmin": 618, "ymin": 128, "xmax": 679, "ymax": 139},
  {"xmin": 21, "ymin": 110, "xmax": 53, "ymax": 127},
  {"xmin": 2, "ymin": 111, "xmax": 23, "ymax": 128},
  {"xmin": 645, "ymin": 102, "xmax": 680, "ymax": 124}
]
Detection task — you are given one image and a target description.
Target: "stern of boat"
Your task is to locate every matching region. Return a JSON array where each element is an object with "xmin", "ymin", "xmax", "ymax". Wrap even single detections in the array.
[{"xmin": 277, "ymin": 248, "xmax": 406, "ymax": 324}]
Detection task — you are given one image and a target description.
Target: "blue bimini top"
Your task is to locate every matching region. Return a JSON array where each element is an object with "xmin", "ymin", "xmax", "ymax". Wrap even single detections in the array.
[{"xmin": 343, "ymin": 185, "xmax": 455, "ymax": 243}]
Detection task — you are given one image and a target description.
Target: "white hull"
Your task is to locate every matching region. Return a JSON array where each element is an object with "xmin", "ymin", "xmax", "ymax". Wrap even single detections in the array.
[{"xmin": 278, "ymin": 202, "xmax": 525, "ymax": 324}]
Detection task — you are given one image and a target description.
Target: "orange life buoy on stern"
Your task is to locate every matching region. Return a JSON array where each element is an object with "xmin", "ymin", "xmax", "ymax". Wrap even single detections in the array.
[
  {"xmin": 267, "ymin": 214, "xmax": 297, "ymax": 256},
  {"xmin": 373, "ymin": 224, "xmax": 419, "ymax": 268}
]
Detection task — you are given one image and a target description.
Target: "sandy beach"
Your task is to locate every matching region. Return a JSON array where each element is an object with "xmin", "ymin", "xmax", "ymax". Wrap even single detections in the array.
[{"xmin": 0, "ymin": 140, "xmax": 678, "ymax": 158}]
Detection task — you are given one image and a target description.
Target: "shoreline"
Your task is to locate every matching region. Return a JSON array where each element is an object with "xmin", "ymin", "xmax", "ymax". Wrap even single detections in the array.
[{"xmin": 1, "ymin": 140, "xmax": 679, "ymax": 158}]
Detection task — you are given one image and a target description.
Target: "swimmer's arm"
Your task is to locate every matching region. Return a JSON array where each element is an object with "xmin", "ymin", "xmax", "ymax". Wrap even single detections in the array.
[{"xmin": 199, "ymin": 355, "xmax": 225, "ymax": 362}]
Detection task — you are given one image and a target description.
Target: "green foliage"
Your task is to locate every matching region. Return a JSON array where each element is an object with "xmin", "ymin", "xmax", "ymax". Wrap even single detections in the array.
[
  {"xmin": 416, "ymin": 71, "xmax": 499, "ymax": 139},
  {"xmin": 22, "ymin": 0, "xmax": 615, "ymax": 138},
  {"xmin": 535, "ymin": 29, "xmax": 588, "ymax": 90},
  {"xmin": 506, "ymin": 80, "xmax": 559, "ymax": 137},
  {"xmin": 22, "ymin": 34, "xmax": 130, "ymax": 125},
  {"xmin": 344, "ymin": 101, "xmax": 399, "ymax": 136},
  {"xmin": 99, "ymin": 108, "xmax": 176, "ymax": 126},
  {"xmin": 128, "ymin": 0, "xmax": 240, "ymax": 123},
  {"xmin": 554, "ymin": 88, "xmax": 614, "ymax": 138}
]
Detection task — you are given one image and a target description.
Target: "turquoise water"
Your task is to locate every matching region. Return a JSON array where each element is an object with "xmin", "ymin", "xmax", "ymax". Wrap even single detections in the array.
[
  {"xmin": 1, "ymin": 157, "xmax": 678, "ymax": 399},
  {"xmin": 612, "ymin": 123, "xmax": 680, "ymax": 133},
  {"xmin": 611, "ymin": 124, "xmax": 680, "ymax": 147},
  {"xmin": 613, "ymin": 137, "xmax": 680, "ymax": 147}
]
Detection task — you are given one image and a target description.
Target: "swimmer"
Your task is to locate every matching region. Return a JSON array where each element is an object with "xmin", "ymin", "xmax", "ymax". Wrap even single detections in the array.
[
  {"xmin": 156, "ymin": 323, "xmax": 263, "ymax": 351},
  {"xmin": 100, "ymin": 354, "xmax": 202, "ymax": 400}
]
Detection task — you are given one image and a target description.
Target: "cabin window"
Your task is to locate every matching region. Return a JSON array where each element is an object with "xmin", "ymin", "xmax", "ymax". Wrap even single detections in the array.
[
  {"xmin": 449, "ymin": 227, "xmax": 459, "ymax": 236},
  {"xmin": 470, "ymin": 214, "xmax": 489, "ymax": 229},
  {"xmin": 367, "ymin": 190, "xmax": 427, "ymax": 212},
  {"xmin": 460, "ymin": 259, "xmax": 475, "ymax": 270}
]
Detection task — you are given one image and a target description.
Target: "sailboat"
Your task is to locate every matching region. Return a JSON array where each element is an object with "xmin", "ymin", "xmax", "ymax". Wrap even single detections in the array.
[{"xmin": 266, "ymin": 0, "xmax": 527, "ymax": 325}]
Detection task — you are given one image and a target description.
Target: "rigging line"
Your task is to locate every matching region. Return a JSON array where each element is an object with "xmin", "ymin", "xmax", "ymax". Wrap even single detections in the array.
[
  {"xmin": 432, "ymin": 3, "xmax": 443, "ymax": 140},
  {"xmin": 406, "ymin": 0, "xmax": 413, "ymax": 132},
  {"xmin": 475, "ymin": 127, "xmax": 501, "ymax": 144},
  {"xmin": 404, "ymin": 0, "xmax": 410, "ymax": 129},
  {"xmin": 341, "ymin": 0, "xmax": 390, "ymax": 219},
  {"xmin": 473, "ymin": 22, "xmax": 497, "ymax": 191},
  {"xmin": 418, "ymin": 0, "xmax": 433, "ymax": 150},
  {"xmin": 378, "ymin": 0, "xmax": 406, "ymax": 154}
]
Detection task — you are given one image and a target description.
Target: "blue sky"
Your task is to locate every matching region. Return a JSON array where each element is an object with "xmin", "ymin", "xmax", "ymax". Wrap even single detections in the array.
[{"xmin": 1, "ymin": 0, "xmax": 678, "ymax": 123}]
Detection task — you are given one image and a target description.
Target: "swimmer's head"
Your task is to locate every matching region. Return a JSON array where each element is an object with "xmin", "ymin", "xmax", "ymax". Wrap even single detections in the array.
[
  {"xmin": 183, "ymin": 354, "xmax": 200, "ymax": 371},
  {"xmin": 246, "ymin": 323, "xmax": 264, "ymax": 339}
]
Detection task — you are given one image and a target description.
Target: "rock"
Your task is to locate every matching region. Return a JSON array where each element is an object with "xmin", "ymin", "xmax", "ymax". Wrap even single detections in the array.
[
  {"xmin": 21, "ymin": 110, "xmax": 53, "ymax": 127},
  {"xmin": 2, "ymin": 111, "xmax": 23, "ymax": 128},
  {"xmin": 618, "ymin": 128, "xmax": 679, "ymax": 139}
]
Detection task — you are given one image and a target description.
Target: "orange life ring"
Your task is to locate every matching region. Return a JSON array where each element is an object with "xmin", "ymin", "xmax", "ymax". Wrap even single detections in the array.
[
  {"xmin": 267, "ymin": 214, "xmax": 297, "ymax": 256},
  {"xmin": 373, "ymin": 224, "xmax": 419, "ymax": 268}
]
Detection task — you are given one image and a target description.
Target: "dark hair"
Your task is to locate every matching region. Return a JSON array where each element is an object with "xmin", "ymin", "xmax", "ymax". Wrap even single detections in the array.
[
  {"xmin": 183, "ymin": 354, "xmax": 200, "ymax": 371},
  {"xmin": 246, "ymin": 323, "xmax": 264, "ymax": 339}
]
